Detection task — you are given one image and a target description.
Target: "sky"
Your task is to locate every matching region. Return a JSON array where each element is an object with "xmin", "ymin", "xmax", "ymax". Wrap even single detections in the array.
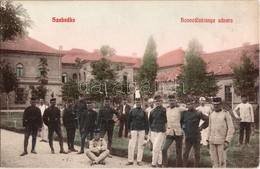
[{"xmin": 17, "ymin": 1, "xmax": 259, "ymax": 57}]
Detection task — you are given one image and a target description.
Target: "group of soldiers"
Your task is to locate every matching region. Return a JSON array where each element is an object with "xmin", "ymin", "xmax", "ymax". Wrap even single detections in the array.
[{"xmin": 20, "ymin": 92, "xmax": 255, "ymax": 168}]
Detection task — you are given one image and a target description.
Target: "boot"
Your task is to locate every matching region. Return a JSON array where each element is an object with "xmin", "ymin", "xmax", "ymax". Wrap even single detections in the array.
[
  {"xmin": 20, "ymin": 151, "xmax": 28, "ymax": 156},
  {"xmin": 60, "ymin": 149, "xmax": 68, "ymax": 154},
  {"xmin": 31, "ymin": 149, "xmax": 37, "ymax": 154}
]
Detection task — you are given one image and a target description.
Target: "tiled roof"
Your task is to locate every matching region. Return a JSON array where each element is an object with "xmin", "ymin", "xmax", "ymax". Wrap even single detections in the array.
[
  {"xmin": 61, "ymin": 49, "xmax": 142, "ymax": 68},
  {"xmin": 156, "ymin": 66, "xmax": 182, "ymax": 81},
  {"xmin": 157, "ymin": 48, "xmax": 185, "ymax": 67},
  {"xmin": 0, "ymin": 36, "xmax": 60, "ymax": 54},
  {"xmin": 201, "ymin": 44, "xmax": 259, "ymax": 75}
]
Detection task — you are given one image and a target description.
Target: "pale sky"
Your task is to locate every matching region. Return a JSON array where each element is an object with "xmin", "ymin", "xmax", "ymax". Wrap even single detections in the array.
[{"xmin": 17, "ymin": 1, "xmax": 259, "ymax": 57}]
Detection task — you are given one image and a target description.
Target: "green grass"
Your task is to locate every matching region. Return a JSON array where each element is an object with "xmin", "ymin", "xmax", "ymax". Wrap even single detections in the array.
[{"xmin": 1, "ymin": 113, "xmax": 259, "ymax": 167}]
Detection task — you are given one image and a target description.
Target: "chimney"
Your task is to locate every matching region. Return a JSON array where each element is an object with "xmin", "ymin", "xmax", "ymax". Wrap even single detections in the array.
[
  {"xmin": 242, "ymin": 42, "xmax": 250, "ymax": 47},
  {"xmin": 219, "ymin": 64, "xmax": 222, "ymax": 73},
  {"xmin": 59, "ymin": 45, "xmax": 63, "ymax": 51}
]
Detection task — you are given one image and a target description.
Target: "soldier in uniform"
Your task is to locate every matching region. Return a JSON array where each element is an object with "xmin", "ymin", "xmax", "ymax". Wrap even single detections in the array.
[
  {"xmin": 20, "ymin": 97, "xmax": 42, "ymax": 156},
  {"xmin": 116, "ymin": 98, "xmax": 131, "ymax": 138},
  {"xmin": 149, "ymin": 95, "xmax": 167, "ymax": 167},
  {"xmin": 181, "ymin": 97, "xmax": 209, "ymax": 167},
  {"xmin": 162, "ymin": 94, "xmax": 187, "ymax": 167},
  {"xmin": 97, "ymin": 97, "xmax": 119, "ymax": 157},
  {"xmin": 73, "ymin": 94, "xmax": 87, "ymax": 141},
  {"xmin": 125, "ymin": 98, "xmax": 149, "ymax": 166},
  {"xmin": 78, "ymin": 100, "xmax": 97, "ymax": 154},
  {"xmin": 43, "ymin": 98, "xmax": 67, "ymax": 154},
  {"xmin": 62, "ymin": 98, "xmax": 78, "ymax": 153},
  {"xmin": 86, "ymin": 128, "xmax": 110, "ymax": 166},
  {"xmin": 207, "ymin": 97, "xmax": 235, "ymax": 167}
]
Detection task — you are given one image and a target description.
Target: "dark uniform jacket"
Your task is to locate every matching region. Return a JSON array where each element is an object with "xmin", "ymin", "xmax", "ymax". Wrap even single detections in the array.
[
  {"xmin": 97, "ymin": 106, "xmax": 119, "ymax": 127},
  {"xmin": 22, "ymin": 106, "xmax": 42, "ymax": 129},
  {"xmin": 81, "ymin": 109, "xmax": 97, "ymax": 131},
  {"xmin": 180, "ymin": 109, "xmax": 209, "ymax": 138},
  {"xmin": 117, "ymin": 104, "xmax": 131, "ymax": 122},
  {"xmin": 43, "ymin": 106, "xmax": 61, "ymax": 128},
  {"xmin": 127, "ymin": 107, "xmax": 149, "ymax": 134},
  {"xmin": 63, "ymin": 105, "xmax": 77, "ymax": 129},
  {"xmin": 149, "ymin": 105, "xmax": 167, "ymax": 132},
  {"xmin": 73, "ymin": 99, "xmax": 87, "ymax": 121}
]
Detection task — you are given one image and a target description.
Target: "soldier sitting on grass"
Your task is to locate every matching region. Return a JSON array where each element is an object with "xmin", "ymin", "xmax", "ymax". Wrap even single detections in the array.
[{"xmin": 86, "ymin": 128, "xmax": 110, "ymax": 166}]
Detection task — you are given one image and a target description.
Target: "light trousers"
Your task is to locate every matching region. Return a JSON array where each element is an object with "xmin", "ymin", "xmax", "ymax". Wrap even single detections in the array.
[
  {"xmin": 86, "ymin": 149, "xmax": 110, "ymax": 163},
  {"xmin": 40, "ymin": 124, "xmax": 48, "ymax": 141},
  {"xmin": 151, "ymin": 131, "xmax": 165, "ymax": 165},
  {"xmin": 128, "ymin": 130, "xmax": 145, "ymax": 162},
  {"xmin": 209, "ymin": 144, "xmax": 227, "ymax": 168}
]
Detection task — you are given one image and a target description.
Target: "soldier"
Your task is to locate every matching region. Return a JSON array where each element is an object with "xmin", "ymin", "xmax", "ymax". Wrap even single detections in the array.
[
  {"xmin": 62, "ymin": 98, "xmax": 78, "ymax": 153},
  {"xmin": 78, "ymin": 100, "xmax": 98, "ymax": 154},
  {"xmin": 125, "ymin": 98, "xmax": 149, "ymax": 166},
  {"xmin": 20, "ymin": 97, "xmax": 42, "ymax": 156},
  {"xmin": 149, "ymin": 95, "xmax": 167, "ymax": 167},
  {"xmin": 86, "ymin": 128, "xmax": 110, "ymax": 165},
  {"xmin": 38, "ymin": 99, "xmax": 48, "ymax": 142},
  {"xmin": 162, "ymin": 94, "xmax": 187, "ymax": 167},
  {"xmin": 43, "ymin": 98, "xmax": 67, "ymax": 154},
  {"xmin": 97, "ymin": 97, "xmax": 119, "ymax": 157},
  {"xmin": 207, "ymin": 97, "xmax": 235, "ymax": 167},
  {"xmin": 233, "ymin": 95, "xmax": 254, "ymax": 147},
  {"xmin": 116, "ymin": 98, "xmax": 131, "ymax": 138},
  {"xmin": 196, "ymin": 97, "xmax": 212, "ymax": 146},
  {"xmin": 73, "ymin": 94, "xmax": 87, "ymax": 140},
  {"xmin": 181, "ymin": 97, "xmax": 209, "ymax": 167},
  {"xmin": 145, "ymin": 98, "xmax": 155, "ymax": 118}
]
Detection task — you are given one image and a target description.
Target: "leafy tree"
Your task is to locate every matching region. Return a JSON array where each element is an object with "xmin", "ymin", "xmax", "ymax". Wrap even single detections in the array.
[
  {"xmin": 29, "ymin": 57, "xmax": 49, "ymax": 100},
  {"xmin": 231, "ymin": 52, "xmax": 258, "ymax": 96},
  {"xmin": 176, "ymin": 39, "xmax": 219, "ymax": 100},
  {"xmin": 87, "ymin": 45, "xmax": 124, "ymax": 101},
  {"xmin": 0, "ymin": 60, "xmax": 19, "ymax": 109},
  {"xmin": 0, "ymin": 0, "xmax": 33, "ymax": 42},
  {"xmin": 61, "ymin": 79, "xmax": 81, "ymax": 101},
  {"xmin": 136, "ymin": 36, "xmax": 158, "ymax": 95}
]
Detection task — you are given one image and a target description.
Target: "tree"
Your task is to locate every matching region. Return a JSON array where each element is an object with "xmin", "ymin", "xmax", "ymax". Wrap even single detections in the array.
[
  {"xmin": 231, "ymin": 52, "xmax": 258, "ymax": 96},
  {"xmin": 176, "ymin": 39, "xmax": 219, "ymax": 100},
  {"xmin": 0, "ymin": 60, "xmax": 19, "ymax": 109},
  {"xmin": 75, "ymin": 57, "xmax": 83, "ymax": 82},
  {"xmin": 29, "ymin": 57, "xmax": 49, "ymax": 100},
  {"xmin": 61, "ymin": 79, "xmax": 81, "ymax": 101},
  {"xmin": 0, "ymin": 0, "xmax": 33, "ymax": 42},
  {"xmin": 136, "ymin": 36, "xmax": 158, "ymax": 95},
  {"xmin": 87, "ymin": 45, "xmax": 124, "ymax": 101}
]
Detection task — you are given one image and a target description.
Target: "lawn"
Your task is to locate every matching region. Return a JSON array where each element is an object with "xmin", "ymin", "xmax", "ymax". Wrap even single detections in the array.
[{"xmin": 1, "ymin": 112, "xmax": 259, "ymax": 167}]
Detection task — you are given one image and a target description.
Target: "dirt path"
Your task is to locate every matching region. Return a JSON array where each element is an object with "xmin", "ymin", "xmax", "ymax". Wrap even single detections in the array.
[{"xmin": 0, "ymin": 129, "xmax": 150, "ymax": 168}]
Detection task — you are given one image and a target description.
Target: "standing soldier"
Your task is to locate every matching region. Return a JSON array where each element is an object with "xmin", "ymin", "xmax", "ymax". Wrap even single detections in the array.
[
  {"xmin": 233, "ymin": 95, "xmax": 254, "ymax": 147},
  {"xmin": 38, "ymin": 99, "xmax": 48, "ymax": 142},
  {"xmin": 126, "ymin": 98, "xmax": 149, "ymax": 166},
  {"xmin": 207, "ymin": 97, "xmax": 235, "ymax": 167},
  {"xmin": 73, "ymin": 94, "xmax": 87, "ymax": 144},
  {"xmin": 117, "ymin": 98, "xmax": 131, "ymax": 138},
  {"xmin": 20, "ymin": 97, "xmax": 42, "ymax": 156},
  {"xmin": 146, "ymin": 98, "xmax": 155, "ymax": 118},
  {"xmin": 43, "ymin": 98, "xmax": 67, "ymax": 154},
  {"xmin": 162, "ymin": 95, "xmax": 187, "ymax": 167},
  {"xmin": 196, "ymin": 97, "xmax": 212, "ymax": 146},
  {"xmin": 62, "ymin": 98, "xmax": 78, "ymax": 153},
  {"xmin": 149, "ymin": 95, "xmax": 167, "ymax": 167},
  {"xmin": 97, "ymin": 97, "xmax": 119, "ymax": 157},
  {"xmin": 78, "ymin": 100, "xmax": 98, "ymax": 154},
  {"xmin": 181, "ymin": 97, "xmax": 209, "ymax": 167}
]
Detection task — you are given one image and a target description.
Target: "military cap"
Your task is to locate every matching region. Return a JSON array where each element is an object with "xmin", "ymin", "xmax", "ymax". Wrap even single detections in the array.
[
  {"xmin": 30, "ymin": 97, "xmax": 36, "ymax": 101},
  {"xmin": 212, "ymin": 97, "xmax": 222, "ymax": 104},
  {"xmin": 148, "ymin": 98, "xmax": 154, "ymax": 103},
  {"xmin": 104, "ymin": 97, "xmax": 110, "ymax": 101},
  {"xmin": 67, "ymin": 98, "xmax": 74, "ymax": 103},
  {"xmin": 186, "ymin": 97, "xmax": 195, "ymax": 104},
  {"xmin": 86, "ymin": 100, "xmax": 92, "ymax": 104},
  {"xmin": 168, "ymin": 94, "xmax": 175, "ymax": 100},
  {"xmin": 50, "ymin": 98, "xmax": 56, "ymax": 102},
  {"xmin": 154, "ymin": 95, "xmax": 162, "ymax": 100},
  {"xmin": 135, "ymin": 98, "xmax": 141, "ymax": 102}
]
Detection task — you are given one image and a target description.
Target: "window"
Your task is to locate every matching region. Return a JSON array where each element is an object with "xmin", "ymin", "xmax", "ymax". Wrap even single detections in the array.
[
  {"xmin": 62, "ymin": 73, "xmax": 67, "ymax": 83},
  {"xmin": 16, "ymin": 63, "xmax": 23, "ymax": 77},
  {"xmin": 224, "ymin": 85, "xmax": 232, "ymax": 102},
  {"xmin": 15, "ymin": 87, "xmax": 25, "ymax": 104},
  {"xmin": 72, "ymin": 73, "xmax": 77, "ymax": 81}
]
